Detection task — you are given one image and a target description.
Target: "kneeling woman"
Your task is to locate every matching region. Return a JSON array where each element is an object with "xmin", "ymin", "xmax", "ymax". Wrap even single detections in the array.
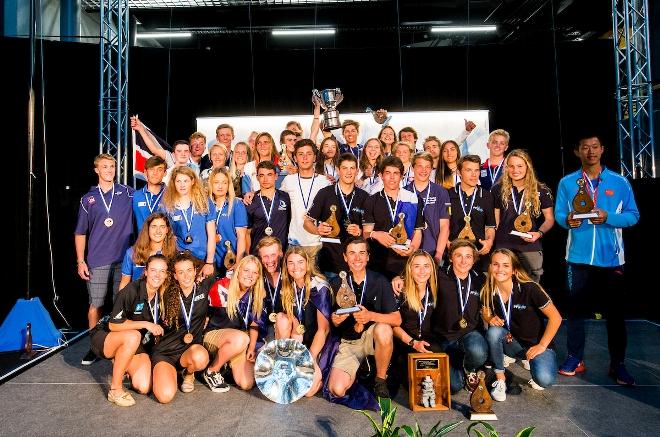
[
  {"xmin": 277, "ymin": 246, "xmax": 332, "ymax": 397},
  {"xmin": 151, "ymin": 252, "xmax": 213, "ymax": 403},
  {"xmin": 90, "ymin": 254, "xmax": 168, "ymax": 406},
  {"xmin": 202, "ymin": 256, "xmax": 265, "ymax": 393},
  {"xmin": 482, "ymin": 248, "xmax": 561, "ymax": 402}
]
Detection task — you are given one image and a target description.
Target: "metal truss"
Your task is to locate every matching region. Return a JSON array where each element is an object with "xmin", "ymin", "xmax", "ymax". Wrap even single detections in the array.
[
  {"xmin": 612, "ymin": 0, "xmax": 655, "ymax": 178},
  {"xmin": 99, "ymin": 0, "xmax": 129, "ymax": 183}
]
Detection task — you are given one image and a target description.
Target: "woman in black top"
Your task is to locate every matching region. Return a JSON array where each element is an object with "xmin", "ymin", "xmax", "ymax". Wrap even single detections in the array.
[
  {"xmin": 151, "ymin": 252, "xmax": 213, "ymax": 404},
  {"xmin": 90, "ymin": 254, "xmax": 168, "ymax": 406},
  {"xmin": 202, "ymin": 255, "xmax": 265, "ymax": 392},
  {"xmin": 482, "ymin": 249, "xmax": 562, "ymax": 402}
]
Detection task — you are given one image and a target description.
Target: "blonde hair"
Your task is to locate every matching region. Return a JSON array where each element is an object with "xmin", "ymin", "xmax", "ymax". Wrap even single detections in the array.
[
  {"xmin": 161, "ymin": 166, "xmax": 209, "ymax": 214},
  {"xmin": 280, "ymin": 246, "xmax": 325, "ymax": 319},
  {"xmin": 208, "ymin": 167, "xmax": 236, "ymax": 216},
  {"xmin": 225, "ymin": 256, "xmax": 265, "ymax": 320},
  {"xmin": 499, "ymin": 149, "xmax": 551, "ymax": 217},
  {"xmin": 488, "ymin": 129, "xmax": 510, "ymax": 144},
  {"xmin": 402, "ymin": 251, "xmax": 438, "ymax": 313},
  {"xmin": 94, "ymin": 153, "xmax": 116, "ymax": 167}
]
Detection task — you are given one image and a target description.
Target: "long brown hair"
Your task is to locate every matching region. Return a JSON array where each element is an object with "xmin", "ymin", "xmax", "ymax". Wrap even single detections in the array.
[
  {"xmin": 160, "ymin": 252, "xmax": 202, "ymax": 329},
  {"xmin": 255, "ymin": 132, "xmax": 278, "ymax": 162},
  {"xmin": 161, "ymin": 166, "xmax": 209, "ymax": 214},
  {"xmin": 315, "ymin": 137, "xmax": 339, "ymax": 176},
  {"xmin": 436, "ymin": 140, "xmax": 461, "ymax": 188},
  {"xmin": 402, "ymin": 251, "xmax": 438, "ymax": 312},
  {"xmin": 499, "ymin": 149, "xmax": 551, "ymax": 217},
  {"xmin": 280, "ymin": 246, "xmax": 325, "ymax": 319},
  {"xmin": 359, "ymin": 138, "xmax": 384, "ymax": 179},
  {"xmin": 132, "ymin": 213, "xmax": 177, "ymax": 266}
]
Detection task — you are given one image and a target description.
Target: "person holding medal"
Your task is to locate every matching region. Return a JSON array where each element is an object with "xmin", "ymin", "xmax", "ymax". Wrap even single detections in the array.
[
  {"xmin": 245, "ymin": 161, "xmax": 291, "ymax": 254},
  {"xmin": 357, "ymin": 138, "xmax": 385, "ymax": 195},
  {"xmin": 555, "ymin": 134, "xmax": 640, "ymax": 385},
  {"xmin": 305, "ymin": 153, "xmax": 369, "ymax": 278},
  {"xmin": 119, "ymin": 212, "xmax": 177, "ymax": 290},
  {"xmin": 327, "ymin": 238, "xmax": 401, "ymax": 399},
  {"xmin": 482, "ymin": 249, "xmax": 562, "ymax": 401},
  {"xmin": 256, "ymin": 236, "xmax": 285, "ymax": 342},
  {"xmin": 75, "ymin": 153, "xmax": 134, "ymax": 366},
  {"xmin": 404, "ymin": 152, "xmax": 450, "ymax": 264},
  {"xmin": 160, "ymin": 166, "xmax": 216, "ymax": 279},
  {"xmin": 276, "ymin": 247, "xmax": 332, "ymax": 397},
  {"xmin": 208, "ymin": 167, "xmax": 248, "ymax": 277},
  {"xmin": 479, "ymin": 129, "xmax": 510, "ymax": 191},
  {"xmin": 491, "ymin": 149, "xmax": 555, "ymax": 282},
  {"xmin": 202, "ymin": 256, "xmax": 265, "ymax": 393},
  {"xmin": 150, "ymin": 252, "xmax": 213, "ymax": 403},
  {"xmin": 363, "ymin": 155, "xmax": 424, "ymax": 280},
  {"xmin": 448, "ymin": 155, "xmax": 496, "ymax": 270},
  {"xmin": 132, "ymin": 155, "xmax": 167, "ymax": 232},
  {"xmin": 90, "ymin": 254, "xmax": 168, "ymax": 406}
]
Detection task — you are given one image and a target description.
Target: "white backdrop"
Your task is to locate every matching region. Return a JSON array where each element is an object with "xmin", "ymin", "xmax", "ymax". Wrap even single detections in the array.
[{"xmin": 197, "ymin": 110, "xmax": 490, "ymax": 160}]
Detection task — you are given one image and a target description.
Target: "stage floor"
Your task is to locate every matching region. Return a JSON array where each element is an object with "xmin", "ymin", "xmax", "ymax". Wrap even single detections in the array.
[{"xmin": 0, "ymin": 321, "xmax": 658, "ymax": 436}]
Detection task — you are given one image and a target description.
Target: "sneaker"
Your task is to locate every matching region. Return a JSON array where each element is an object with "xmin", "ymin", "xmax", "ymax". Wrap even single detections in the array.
[
  {"xmin": 107, "ymin": 389, "xmax": 136, "ymax": 407},
  {"xmin": 180, "ymin": 370, "xmax": 195, "ymax": 393},
  {"xmin": 203, "ymin": 369, "xmax": 230, "ymax": 393},
  {"xmin": 374, "ymin": 377, "xmax": 390, "ymax": 399},
  {"xmin": 464, "ymin": 371, "xmax": 479, "ymax": 392},
  {"xmin": 503, "ymin": 355, "xmax": 516, "ymax": 368},
  {"xmin": 609, "ymin": 363, "xmax": 635, "ymax": 386},
  {"xmin": 528, "ymin": 379, "xmax": 545, "ymax": 391},
  {"xmin": 491, "ymin": 379, "xmax": 507, "ymax": 402},
  {"xmin": 81, "ymin": 350, "xmax": 99, "ymax": 366},
  {"xmin": 558, "ymin": 356, "xmax": 585, "ymax": 376},
  {"xmin": 520, "ymin": 359, "xmax": 531, "ymax": 371}
]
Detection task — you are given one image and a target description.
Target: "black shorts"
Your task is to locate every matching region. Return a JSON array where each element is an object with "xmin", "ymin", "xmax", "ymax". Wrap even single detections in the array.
[
  {"xmin": 150, "ymin": 349, "xmax": 188, "ymax": 369},
  {"xmin": 89, "ymin": 327, "xmax": 150, "ymax": 359}
]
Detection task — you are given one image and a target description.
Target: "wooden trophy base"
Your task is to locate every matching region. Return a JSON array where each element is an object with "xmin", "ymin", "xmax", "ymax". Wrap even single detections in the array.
[
  {"xmin": 470, "ymin": 411, "xmax": 498, "ymax": 421},
  {"xmin": 407, "ymin": 353, "xmax": 450, "ymax": 412}
]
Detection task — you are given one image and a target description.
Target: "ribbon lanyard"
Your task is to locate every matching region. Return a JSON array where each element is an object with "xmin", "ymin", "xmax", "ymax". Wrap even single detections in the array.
[
  {"xmin": 488, "ymin": 159, "xmax": 504, "ymax": 186},
  {"xmin": 336, "ymin": 184, "xmax": 355, "ymax": 220},
  {"xmin": 297, "ymin": 173, "xmax": 317, "ymax": 210},
  {"xmin": 510, "ymin": 188, "xmax": 525, "ymax": 215},
  {"xmin": 457, "ymin": 186, "xmax": 477, "ymax": 219},
  {"xmin": 418, "ymin": 286, "xmax": 431, "ymax": 331},
  {"xmin": 496, "ymin": 287, "xmax": 513, "ymax": 331},
  {"xmin": 404, "ymin": 165, "xmax": 412, "ymax": 183},
  {"xmin": 179, "ymin": 203, "xmax": 195, "ymax": 235},
  {"xmin": 416, "ymin": 183, "xmax": 431, "ymax": 215},
  {"xmin": 350, "ymin": 273, "xmax": 368, "ymax": 306},
  {"xmin": 384, "ymin": 190, "xmax": 401, "ymax": 225},
  {"xmin": 238, "ymin": 291, "xmax": 253, "ymax": 330},
  {"xmin": 98, "ymin": 184, "xmax": 115, "ymax": 216},
  {"xmin": 455, "ymin": 274, "xmax": 472, "ymax": 317},
  {"xmin": 350, "ymin": 145, "xmax": 361, "ymax": 159},
  {"xmin": 214, "ymin": 199, "xmax": 228, "ymax": 228},
  {"xmin": 265, "ymin": 272, "xmax": 281, "ymax": 313},
  {"xmin": 178, "ymin": 284, "xmax": 197, "ymax": 332},
  {"xmin": 295, "ymin": 285, "xmax": 305, "ymax": 321},
  {"xmin": 144, "ymin": 185, "xmax": 164, "ymax": 214},
  {"xmin": 325, "ymin": 163, "xmax": 336, "ymax": 179},
  {"xmin": 581, "ymin": 170, "xmax": 601, "ymax": 206},
  {"xmin": 147, "ymin": 293, "xmax": 159, "ymax": 324},
  {"xmin": 259, "ymin": 192, "xmax": 277, "ymax": 227}
]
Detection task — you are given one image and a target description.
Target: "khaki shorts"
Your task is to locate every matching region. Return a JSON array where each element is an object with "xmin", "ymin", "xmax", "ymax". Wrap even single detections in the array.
[
  {"xmin": 203, "ymin": 329, "xmax": 248, "ymax": 366},
  {"xmin": 332, "ymin": 324, "xmax": 376, "ymax": 378}
]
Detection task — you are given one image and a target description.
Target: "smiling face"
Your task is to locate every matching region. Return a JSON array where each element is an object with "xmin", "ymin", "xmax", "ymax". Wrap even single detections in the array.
[
  {"xmin": 451, "ymin": 246, "xmax": 475, "ymax": 277},
  {"xmin": 286, "ymin": 253, "xmax": 308, "ymax": 285},
  {"xmin": 256, "ymin": 135, "xmax": 273, "ymax": 159},
  {"xmin": 487, "ymin": 134, "xmax": 509, "ymax": 158},
  {"xmin": 342, "ymin": 124, "xmax": 359, "ymax": 145},
  {"xmin": 395, "ymin": 143, "xmax": 412, "ymax": 164},
  {"xmin": 321, "ymin": 139, "xmax": 338, "ymax": 159},
  {"xmin": 400, "ymin": 131, "xmax": 416, "ymax": 146},
  {"xmin": 382, "ymin": 165, "xmax": 402, "ymax": 191},
  {"xmin": 489, "ymin": 252, "xmax": 513, "ymax": 284},
  {"xmin": 364, "ymin": 139, "xmax": 382, "ymax": 161},
  {"xmin": 258, "ymin": 243, "xmax": 282, "ymax": 275},
  {"xmin": 238, "ymin": 261, "xmax": 259, "ymax": 290},
  {"xmin": 144, "ymin": 258, "xmax": 168, "ymax": 290},
  {"xmin": 210, "ymin": 146, "xmax": 227, "ymax": 168},
  {"xmin": 411, "ymin": 254, "xmax": 433, "ymax": 285},
  {"xmin": 338, "ymin": 159, "xmax": 357, "ymax": 185},
  {"xmin": 441, "ymin": 142, "xmax": 458, "ymax": 165},
  {"xmin": 148, "ymin": 218, "xmax": 169, "ymax": 244},
  {"xmin": 211, "ymin": 172, "xmax": 229, "ymax": 198},
  {"xmin": 413, "ymin": 157, "xmax": 432, "ymax": 183},
  {"xmin": 575, "ymin": 137, "xmax": 603, "ymax": 167},
  {"xmin": 95, "ymin": 158, "xmax": 116, "ymax": 184},
  {"xmin": 379, "ymin": 127, "xmax": 395, "ymax": 146},
  {"xmin": 173, "ymin": 260, "xmax": 196, "ymax": 290},
  {"xmin": 344, "ymin": 241, "xmax": 369, "ymax": 274},
  {"xmin": 506, "ymin": 155, "xmax": 527, "ymax": 183},
  {"xmin": 189, "ymin": 138, "xmax": 206, "ymax": 159},
  {"xmin": 233, "ymin": 143, "xmax": 249, "ymax": 166}
]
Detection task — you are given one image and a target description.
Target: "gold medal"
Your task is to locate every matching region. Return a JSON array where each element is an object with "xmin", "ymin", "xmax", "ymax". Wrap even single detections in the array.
[
  {"xmin": 459, "ymin": 318, "xmax": 468, "ymax": 329},
  {"xmin": 104, "ymin": 217, "xmax": 114, "ymax": 227},
  {"xmin": 183, "ymin": 332, "xmax": 193, "ymax": 344},
  {"xmin": 269, "ymin": 312, "xmax": 277, "ymax": 323},
  {"xmin": 296, "ymin": 324, "xmax": 306, "ymax": 335}
]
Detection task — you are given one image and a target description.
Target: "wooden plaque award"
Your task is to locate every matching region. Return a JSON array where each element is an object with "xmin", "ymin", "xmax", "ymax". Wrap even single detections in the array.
[{"xmin": 407, "ymin": 353, "xmax": 450, "ymax": 412}]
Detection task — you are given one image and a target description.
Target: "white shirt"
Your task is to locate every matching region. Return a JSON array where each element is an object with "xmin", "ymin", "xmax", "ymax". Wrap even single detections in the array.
[{"xmin": 280, "ymin": 173, "xmax": 330, "ymax": 247}]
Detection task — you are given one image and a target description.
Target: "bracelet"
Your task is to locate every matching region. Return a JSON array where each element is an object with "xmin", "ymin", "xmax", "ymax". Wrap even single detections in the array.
[
  {"xmin": 77, "ymin": 260, "xmax": 86, "ymax": 265},
  {"xmin": 313, "ymin": 117, "xmax": 320, "ymax": 120},
  {"xmin": 537, "ymin": 230, "xmax": 544, "ymax": 237},
  {"xmin": 408, "ymin": 338, "xmax": 415, "ymax": 347},
  {"xmin": 205, "ymin": 262, "xmax": 214, "ymax": 265}
]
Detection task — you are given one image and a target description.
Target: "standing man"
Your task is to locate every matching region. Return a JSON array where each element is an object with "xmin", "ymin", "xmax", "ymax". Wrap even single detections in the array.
[
  {"xmin": 132, "ymin": 155, "xmax": 167, "ymax": 232},
  {"xmin": 555, "ymin": 134, "xmax": 640, "ymax": 385},
  {"xmin": 280, "ymin": 139, "xmax": 331, "ymax": 260},
  {"xmin": 189, "ymin": 132, "xmax": 210, "ymax": 172},
  {"xmin": 479, "ymin": 129, "xmax": 510, "ymax": 190},
  {"xmin": 214, "ymin": 123, "xmax": 235, "ymax": 167},
  {"xmin": 398, "ymin": 127, "xmax": 419, "ymax": 151},
  {"xmin": 305, "ymin": 153, "xmax": 369, "ymax": 278},
  {"xmin": 404, "ymin": 152, "xmax": 450, "ymax": 264},
  {"xmin": 75, "ymin": 154, "xmax": 134, "ymax": 365}
]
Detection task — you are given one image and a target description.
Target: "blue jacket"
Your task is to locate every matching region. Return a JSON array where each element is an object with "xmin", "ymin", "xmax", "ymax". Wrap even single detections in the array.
[{"xmin": 555, "ymin": 167, "xmax": 639, "ymax": 267}]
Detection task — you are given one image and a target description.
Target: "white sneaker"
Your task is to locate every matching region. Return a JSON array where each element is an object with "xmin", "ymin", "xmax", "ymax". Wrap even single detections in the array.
[
  {"xmin": 491, "ymin": 379, "xmax": 507, "ymax": 402},
  {"xmin": 503, "ymin": 355, "xmax": 516, "ymax": 368},
  {"xmin": 528, "ymin": 379, "xmax": 545, "ymax": 391},
  {"xmin": 521, "ymin": 359, "xmax": 530, "ymax": 371}
]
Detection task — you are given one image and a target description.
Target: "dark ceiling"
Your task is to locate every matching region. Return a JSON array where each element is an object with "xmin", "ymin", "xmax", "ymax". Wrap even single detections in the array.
[{"xmin": 83, "ymin": 0, "xmax": 614, "ymax": 49}]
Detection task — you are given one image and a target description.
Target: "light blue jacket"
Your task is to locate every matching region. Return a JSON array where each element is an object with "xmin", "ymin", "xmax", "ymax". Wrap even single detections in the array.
[{"xmin": 555, "ymin": 167, "xmax": 639, "ymax": 267}]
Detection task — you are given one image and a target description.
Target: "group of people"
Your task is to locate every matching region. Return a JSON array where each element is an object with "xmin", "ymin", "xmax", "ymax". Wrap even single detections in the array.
[{"xmin": 74, "ymin": 108, "xmax": 640, "ymax": 409}]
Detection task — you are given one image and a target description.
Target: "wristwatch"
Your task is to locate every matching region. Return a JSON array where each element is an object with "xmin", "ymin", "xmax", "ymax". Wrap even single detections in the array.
[{"xmin": 408, "ymin": 338, "xmax": 415, "ymax": 347}]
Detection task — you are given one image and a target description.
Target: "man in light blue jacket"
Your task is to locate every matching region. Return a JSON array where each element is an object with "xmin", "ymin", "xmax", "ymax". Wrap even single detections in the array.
[{"xmin": 555, "ymin": 134, "xmax": 639, "ymax": 385}]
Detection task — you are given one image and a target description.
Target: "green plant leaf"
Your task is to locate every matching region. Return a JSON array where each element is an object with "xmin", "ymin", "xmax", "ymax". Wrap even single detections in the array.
[
  {"xmin": 515, "ymin": 427, "xmax": 536, "ymax": 437},
  {"xmin": 400, "ymin": 425, "xmax": 416, "ymax": 437},
  {"xmin": 359, "ymin": 409, "xmax": 382, "ymax": 435},
  {"xmin": 431, "ymin": 421, "xmax": 463, "ymax": 436},
  {"xmin": 467, "ymin": 421, "xmax": 497, "ymax": 437}
]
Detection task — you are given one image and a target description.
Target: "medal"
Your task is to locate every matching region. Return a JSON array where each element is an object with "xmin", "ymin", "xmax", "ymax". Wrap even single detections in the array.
[
  {"xmin": 98, "ymin": 184, "xmax": 116, "ymax": 228},
  {"xmin": 487, "ymin": 159, "xmax": 504, "ymax": 186},
  {"xmin": 418, "ymin": 286, "xmax": 431, "ymax": 337},
  {"xmin": 104, "ymin": 217, "xmax": 114, "ymax": 227},
  {"xmin": 459, "ymin": 318, "xmax": 468, "ymax": 329},
  {"xmin": 185, "ymin": 235, "xmax": 193, "ymax": 244},
  {"xmin": 214, "ymin": 199, "xmax": 228, "ymax": 245},
  {"xmin": 178, "ymin": 284, "xmax": 197, "ymax": 345},
  {"xmin": 269, "ymin": 312, "xmax": 277, "ymax": 323},
  {"xmin": 179, "ymin": 202, "xmax": 196, "ymax": 245},
  {"xmin": 497, "ymin": 285, "xmax": 515, "ymax": 344},
  {"xmin": 259, "ymin": 193, "xmax": 277, "ymax": 236},
  {"xmin": 294, "ymin": 285, "xmax": 306, "ymax": 334},
  {"xmin": 265, "ymin": 272, "xmax": 281, "ymax": 323},
  {"xmin": 183, "ymin": 332, "xmax": 193, "ymax": 344},
  {"xmin": 297, "ymin": 173, "xmax": 317, "ymax": 211},
  {"xmin": 336, "ymin": 184, "xmax": 355, "ymax": 230},
  {"xmin": 350, "ymin": 273, "xmax": 367, "ymax": 333},
  {"xmin": 296, "ymin": 324, "xmax": 306, "ymax": 335},
  {"xmin": 143, "ymin": 185, "xmax": 165, "ymax": 214},
  {"xmin": 455, "ymin": 273, "xmax": 472, "ymax": 329},
  {"xmin": 265, "ymin": 226, "xmax": 274, "ymax": 236}
]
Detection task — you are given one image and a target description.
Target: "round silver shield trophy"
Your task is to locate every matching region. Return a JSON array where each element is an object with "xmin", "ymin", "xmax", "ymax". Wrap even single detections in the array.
[
  {"xmin": 312, "ymin": 88, "xmax": 343, "ymax": 131},
  {"xmin": 255, "ymin": 338, "xmax": 314, "ymax": 404}
]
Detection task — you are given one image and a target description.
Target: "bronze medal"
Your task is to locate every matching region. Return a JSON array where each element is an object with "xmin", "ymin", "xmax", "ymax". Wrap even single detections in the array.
[
  {"xmin": 185, "ymin": 235, "xmax": 193, "ymax": 244},
  {"xmin": 269, "ymin": 312, "xmax": 277, "ymax": 323},
  {"xmin": 104, "ymin": 217, "xmax": 114, "ymax": 227},
  {"xmin": 505, "ymin": 332, "xmax": 513, "ymax": 344},
  {"xmin": 459, "ymin": 318, "xmax": 468, "ymax": 329},
  {"xmin": 296, "ymin": 324, "xmax": 306, "ymax": 335},
  {"xmin": 183, "ymin": 332, "xmax": 193, "ymax": 344}
]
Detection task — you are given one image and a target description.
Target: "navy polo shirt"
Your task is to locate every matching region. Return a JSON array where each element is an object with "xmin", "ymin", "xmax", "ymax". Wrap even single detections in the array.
[
  {"xmin": 404, "ymin": 181, "xmax": 450, "ymax": 255},
  {"xmin": 246, "ymin": 189, "xmax": 291, "ymax": 254}
]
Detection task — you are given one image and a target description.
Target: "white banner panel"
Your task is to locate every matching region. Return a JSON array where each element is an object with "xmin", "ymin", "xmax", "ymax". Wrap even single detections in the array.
[{"xmin": 197, "ymin": 110, "xmax": 490, "ymax": 160}]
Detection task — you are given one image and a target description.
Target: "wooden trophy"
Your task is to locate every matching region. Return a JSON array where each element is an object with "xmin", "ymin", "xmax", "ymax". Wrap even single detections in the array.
[
  {"xmin": 469, "ymin": 370, "xmax": 497, "ymax": 420},
  {"xmin": 407, "ymin": 353, "xmax": 450, "ymax": 412},
  {"xmin": 390, "ymin": 213, "xmax": 409, "ymax": 250},
  {"xmin": 511, "ymin": 202, "xmax": 533, "ymax": 239},
  {"xmin": 320, "ymin": 205, "xmax": 341, "ymax": 244},
  {"xmin": 223, "ymin": 241, "xmax": 237, "ymax": 270},
  {"xmin": 572, "ymin": 178, "xmax": 598, "ymax": 219}
]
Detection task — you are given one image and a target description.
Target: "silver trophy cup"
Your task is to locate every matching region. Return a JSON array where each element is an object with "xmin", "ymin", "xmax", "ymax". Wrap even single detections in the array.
[
  {"xmin": 254, "ymin": 338, "xmax": 314, "ymax": 404},
  {"xmin": 312, "ymin": 88, "xmax": 343, "ymax": 131}
]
